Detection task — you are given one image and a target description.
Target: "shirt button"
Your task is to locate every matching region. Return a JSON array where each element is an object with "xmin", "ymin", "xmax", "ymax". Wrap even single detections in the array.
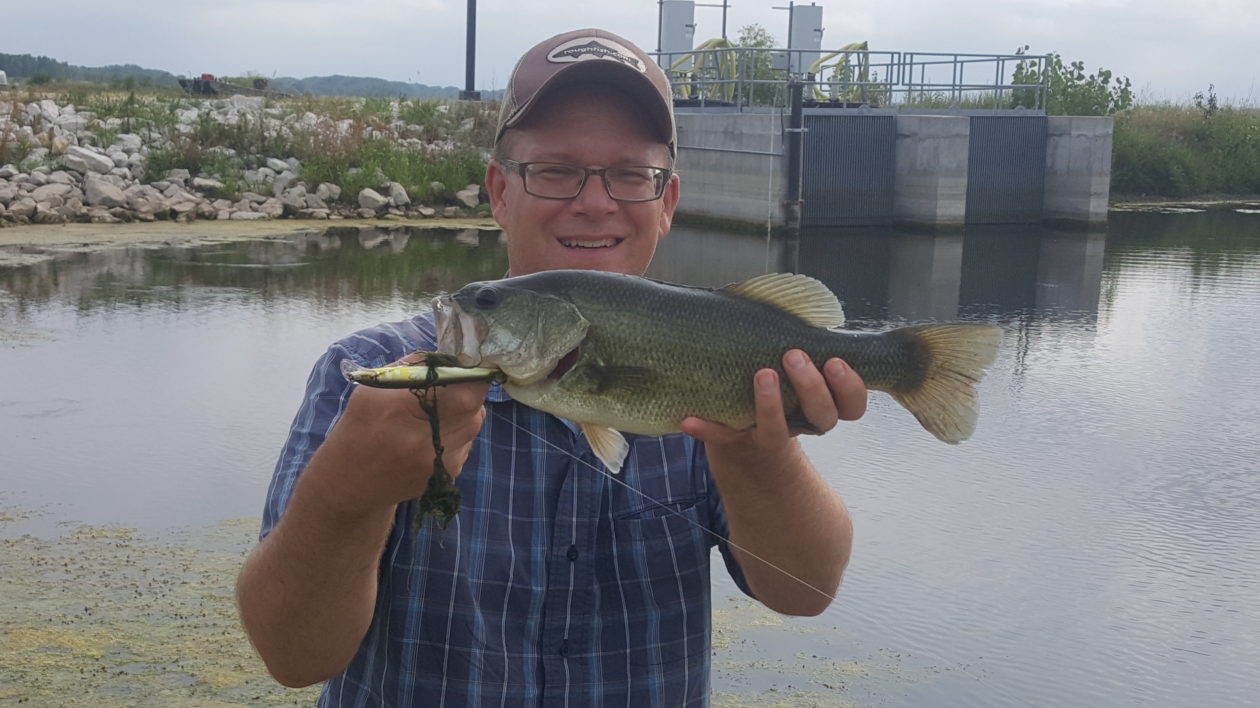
[
  {"xmin": 559, "ymin": 639, "xmax": 569, "ymax": 657},
  {"xmin": 566, "ymin": 545, "xmax": 579, "ymax": 562}
]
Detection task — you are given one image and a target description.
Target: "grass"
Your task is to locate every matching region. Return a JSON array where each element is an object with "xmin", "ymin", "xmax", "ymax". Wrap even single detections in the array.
[{"xmin": 1111, "ymin": 104, "xmax": 1260, "ymax": 199}]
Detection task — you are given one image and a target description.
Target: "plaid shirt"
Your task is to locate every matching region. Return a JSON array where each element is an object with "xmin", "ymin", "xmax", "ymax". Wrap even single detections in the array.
[{"xmin": 261, "ymin": 315, "xmax": 748, "ymax": 707}]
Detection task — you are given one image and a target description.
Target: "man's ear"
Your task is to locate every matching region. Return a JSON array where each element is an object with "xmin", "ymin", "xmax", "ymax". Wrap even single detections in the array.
[
  {"xmin": 657, "ymin": 172, "xmax": 680, "ymax": 239},
  {"xmin": 485, "ymin": 159, "xmax": 509, "ymax": 228}
]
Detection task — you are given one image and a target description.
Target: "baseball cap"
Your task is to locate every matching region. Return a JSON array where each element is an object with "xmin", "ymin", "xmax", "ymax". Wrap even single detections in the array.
[{"xmin": 496, "ymin": 28, "xmax": 677, "ymax": 157}]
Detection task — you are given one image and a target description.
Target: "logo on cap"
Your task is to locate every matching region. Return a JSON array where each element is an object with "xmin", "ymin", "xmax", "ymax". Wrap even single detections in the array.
[{"xmin": 546, "ymin": 37, "xmax": 645, "ymax": 73}]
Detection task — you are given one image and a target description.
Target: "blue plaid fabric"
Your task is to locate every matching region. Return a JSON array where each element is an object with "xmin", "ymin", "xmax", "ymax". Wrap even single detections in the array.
[{"xmin": 261, "ymin": 315, "xmax": 749, "ymax": 707}]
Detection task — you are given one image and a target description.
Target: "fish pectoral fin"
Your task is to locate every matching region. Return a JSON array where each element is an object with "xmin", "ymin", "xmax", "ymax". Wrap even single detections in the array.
[{"xmin": 578, "ymin": 423, "xmax": 630, "ymax": 475}]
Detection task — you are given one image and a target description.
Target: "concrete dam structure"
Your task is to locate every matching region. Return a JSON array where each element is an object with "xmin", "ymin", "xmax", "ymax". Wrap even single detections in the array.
[{"xmin": 672, "ymin": 108, "xmax": 1113, "ymax": 231}]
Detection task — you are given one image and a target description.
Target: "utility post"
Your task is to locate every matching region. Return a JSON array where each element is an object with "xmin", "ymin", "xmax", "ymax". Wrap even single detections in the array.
[{"xmin": 460, "ymin": 0, "xmax": 480, "ymax": 101}]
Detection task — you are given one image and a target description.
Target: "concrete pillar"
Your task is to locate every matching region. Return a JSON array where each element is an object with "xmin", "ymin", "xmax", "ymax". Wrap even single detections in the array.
[
  {"xmin": 893, "ymin": 115, "xmax": 970, "ymax": 229},
  {"xmin": 1044, "ymin": 116, "xmax": 1113, "ymax": 226}
]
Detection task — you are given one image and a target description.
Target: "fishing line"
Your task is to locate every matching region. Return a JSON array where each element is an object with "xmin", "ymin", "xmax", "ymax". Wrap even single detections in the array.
[{"xmin": 489, "ymin": 409, "xmax": 840, "ymax": 605}]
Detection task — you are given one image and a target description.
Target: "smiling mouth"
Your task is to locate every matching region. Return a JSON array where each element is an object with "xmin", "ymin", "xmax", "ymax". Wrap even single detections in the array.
[{"xmin": 559, "ymin": 238, "xmax": 621, "ymax": 249}]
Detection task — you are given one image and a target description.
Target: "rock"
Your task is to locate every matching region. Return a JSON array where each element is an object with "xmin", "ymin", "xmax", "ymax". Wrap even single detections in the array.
[
  {"xmin": 387, "ymin": 182, "xmax": 410, "ymax": 207},
  {"xmin": 84, "ymin": 175, "xmax": 127, "ymax": 208},
  {"xmin": 315, "ymin": 182, "xmax": 341, "ymax": 202},
  {"xmin": 62, "ymin": 146, "xmax": 114, "ymax": 175},
  {"xmin": 304, "ymin": 194, "xmax": 328, "ymax": 210},
  {"xmin": 211, "ymin": 199, "xmax": 233, "ymax": 211},
  {"xmin": 8, "ymin": 197, "xmax": 36, "ymax": 218},
  {"xmin": 0, "ymin": 164, "xmax": 18, "ymax": 179},
  {"xmin": 443, "ymin": 206, "xmax": 462, "ymax": 218},
  {"xmin": 455, "ymin": 185, "xmax": 481, "ymax": 208},
  {"xmin": 265, "ymin": 158, "xmax": 289, "ymax": 173},
  {"xmin": 85, "ymin": 206, "xmax": 121, "ymax": 224},
  {"xmin": 430, "ymin": 181, "xmax": 449, "ymax": 201},
  {"xmin": 46, "ymin": 171, "xmax": 78, "ymax": 186},
  {"xmin": 51, "ymin": 134, "xmax": 71, "ymax": 155},
  {"xmin": 30, "ymin": 183, "xmax": 75, "ymax": 202},
  {"xmin": 37, "ymin": 99, "xmax": 60, "ymax": 120},
  {"xmin": 165, "ymin": 169, "xmax": 191, "ymax": 184},
  {"xmin": 216, "ymin": 209, "xmax": 231, "ymax": 220},
  {"xmin": 415, "ymin": 206, "xmax": 436, "ymax": 218},
  {"xmin": 297, "ymin": 208, "xmax": 330, "ymax": 220},
  {"xmin": 125, "ymin": 185, "xmax": 168, "ymax": 214},
  {"xmin": 357, "ymin": 207, "xmax": 378, "ymax": 219},
  {"xmin": 241, "ymin": 192, "xmax": 268, "ymax": 204},
  {"xmin": 113, "ymin": 133, "xmax": 143, "ymax": 151},
  {"xmin": 358, "ymin": 188, "xmax": 389, "ymax": 210},
  {"xmin": 230, "ymin": 210, "xmax": 268, "ymax": 220},
  {"xmin": 108, "ymin": 207, "xmax": 133, "ymax": 222},
  {"xmin": 230, "ymin": 95, "xmax": 264, "ymax": 113},
  {"xmin": 108, "ymin": 152, "xmax": 128, "ymax": 167},
  {"xmin": 192, "ymin": 177, "xmax": 225, "ymax": 192},
  {"xmin": 196, "ymin": 202, "xmax": 218, "ymax": 219},
  {"xmin": 0, "ymin": 183, "xmax": 17, "ymax": 205},
  {"xmin": 272, "ymin": 169, "xmax": 297, "ymax": 193},
  {"xmin": 258, "ymin": 198, "xmax": 285, "ymax": 218}
]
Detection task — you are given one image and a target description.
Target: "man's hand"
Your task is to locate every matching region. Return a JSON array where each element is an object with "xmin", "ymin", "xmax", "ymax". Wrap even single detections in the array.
[
  {"xmin": 679, "ymin": 350, "xmax": 867, "ymax": 466},
  {"xmin": 678, "ymin": 350, "xmax": 863, "ymax": 616},
  {"xmin": 311, "ymin": 351, "xmax": 491, "ymax": 517}
]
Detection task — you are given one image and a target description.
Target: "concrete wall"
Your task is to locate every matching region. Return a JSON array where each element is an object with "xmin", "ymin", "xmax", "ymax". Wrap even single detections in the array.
[
  {"xmin": 673, "ymin": 109, "xmax": 1115, "ymax": 229},
  {"xmin": 1044, "ymin": 116, "xmax": 1114, "ymax": 226},
  {"xmin": 893, "ymin": 116, "xmax": 970, "ymax": 229},
  {"xmin": 673, "ymin": 111, "xmax": 786, "ymax": 227}
]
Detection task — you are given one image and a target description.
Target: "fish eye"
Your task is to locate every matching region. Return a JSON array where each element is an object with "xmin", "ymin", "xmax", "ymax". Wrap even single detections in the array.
[{"xmin": 474, "ymin": 286, "xmax": 500, "ymax": 310}]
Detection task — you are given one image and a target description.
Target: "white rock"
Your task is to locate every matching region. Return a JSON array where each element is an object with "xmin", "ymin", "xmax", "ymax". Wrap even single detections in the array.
[
  {"xmin": 46, "ymin": 171, "xmax": 78, "ymax": 186},
  {"xmin": 258, "ymin": 198, "xmax": 284, "ymax": 218},
  {"xmin": 165, "ymin": 169, "xmax": 191, "ymax": 183},
  {"xmin": 455, "ymin": 185, "xmax": 480, "ymax": 208},
  {"xmin": 230, "ymin": 210, "xmax": 268, "ymax": 220},
  {"xmin": 113, "ymin": 133, "xmax": 143, "ymax": 151},
  {"xmin": 109, "ymin": 152, "xmax": 128, "ymax": 167},
  {"xmin": 231, "ymin": 95, "xmax": 264, "ymax": 112},
  {"xmin": 192, "ymin": 177, "xmax": 225, "ymax": 192},
  {"xmin": 358, "ymin": 188, "xmax": 389, "ymax": 210},
  {"xmin": 265, "ymin": 158, "xmax": 289, "ymax": 173},
  {"xmin": 273, "ymin": 170, "xmax": 297, "ymax": 193},
  {"xmin": 84, "ymin": 175, "xmax": 127, "ymax": 208},
  {"xmin": 37, "ymin": 99, "xmax": 60, "ymax": 120},
  {"xmin": 0, "ymin": 183, "xmax": 17, "ymax": 205},
  {"xmin": 387, "ymin": 182, "xmax": 410, "ymax": 207},
  {"xmin": 62, "ymin": 146, "xmax": 113, "ymax": 175},
  {"xmin": 30, "ymin": 183, "xmax": 74, "ymax": 202},
  {"xmin": 315, "ymin": 182, "xmax": 341, "ymax": 202},
  {"xmin": 8, "ymin": 196, "xmax": 36, "ymax": 218},
  {"xmin": 0, "ymin": 164, "xmax": 18, "ymax": 178}
]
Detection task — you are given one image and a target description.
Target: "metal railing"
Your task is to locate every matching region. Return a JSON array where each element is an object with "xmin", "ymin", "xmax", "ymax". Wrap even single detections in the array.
[{"xmin": 653, "ymin": 46, "xmax": 1047, "ymax": 111}]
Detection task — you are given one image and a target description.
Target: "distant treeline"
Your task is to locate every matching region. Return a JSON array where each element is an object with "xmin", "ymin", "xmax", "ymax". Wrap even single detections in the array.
[
  {"xmin": 0, "ymin": 53, "xmax": 179, "ymax": 87},
  {"xmin": 0, "ymin": 52, "xmax": 499, "ymax": 100}
]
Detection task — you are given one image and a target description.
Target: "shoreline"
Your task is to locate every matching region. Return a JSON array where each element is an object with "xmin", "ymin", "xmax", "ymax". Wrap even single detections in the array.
[{"xmin": 0, "ymin": 216, "xmax": 500, "ymax": 249}]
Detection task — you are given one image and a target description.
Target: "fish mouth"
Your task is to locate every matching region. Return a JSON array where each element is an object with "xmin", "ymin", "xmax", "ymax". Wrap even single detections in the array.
[
  {"xmin": 558, "ymin": 237, "xmax": 622, "ymax": 250},
  {"xmin": 432, "ymin": 294, "xmax": 487, "ymax": 367}
]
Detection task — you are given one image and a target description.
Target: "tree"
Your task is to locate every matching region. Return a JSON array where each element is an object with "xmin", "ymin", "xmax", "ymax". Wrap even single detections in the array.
[{"xmin": 1011, "ymin": 46, "xmax": 1133, "ymax": 115}]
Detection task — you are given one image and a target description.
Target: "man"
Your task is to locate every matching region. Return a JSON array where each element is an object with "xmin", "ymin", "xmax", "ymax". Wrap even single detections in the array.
[{"xmin": 237, "ymin": 28, "xmax": 864, "ymax": 706}]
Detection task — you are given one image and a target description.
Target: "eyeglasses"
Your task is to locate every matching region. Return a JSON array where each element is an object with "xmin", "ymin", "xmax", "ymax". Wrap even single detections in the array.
[{"xmin": 498, "ymin": 159, "xmax": 672, "ymax": 202}]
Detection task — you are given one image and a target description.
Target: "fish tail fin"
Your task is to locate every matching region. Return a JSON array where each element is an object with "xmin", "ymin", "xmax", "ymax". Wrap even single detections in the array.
[{"xmin": 886, "ymin": 324, "xmax": 1002, "ymax": 444}]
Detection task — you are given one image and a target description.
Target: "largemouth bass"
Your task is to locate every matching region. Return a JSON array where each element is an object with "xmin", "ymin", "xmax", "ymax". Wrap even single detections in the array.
[{"xmin": 346, "ymin": 270, "xmax": 1002, "ymax": 473}]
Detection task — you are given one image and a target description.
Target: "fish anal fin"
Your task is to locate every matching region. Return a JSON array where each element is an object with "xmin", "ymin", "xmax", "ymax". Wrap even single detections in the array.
[
  {"xmin": 884, "ymin": 324, "xmax": 1003, "ymax": 443},
  {"xmin": 579, "ymin": 423, "xmax": 629, "ymax": 474},
  {"xmin": 723, "ymin": 273, "xmax": 845, "ymax": 328}
]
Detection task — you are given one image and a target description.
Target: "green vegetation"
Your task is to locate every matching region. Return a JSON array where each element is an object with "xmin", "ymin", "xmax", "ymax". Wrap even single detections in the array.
[
  {"xmin": 1011, "ymin": 47, "xmax": 1133, "ymax": 115},
  {"xmin": 1112, "ymin": 96, "xmax": 1260, "ymax": 198}
]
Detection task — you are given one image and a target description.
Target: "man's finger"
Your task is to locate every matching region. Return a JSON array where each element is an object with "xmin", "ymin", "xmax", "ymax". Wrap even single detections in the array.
[
  {"xmin": 752, "ymin": 368, "xmax": 790, "ymax": 442},
  {"xmin": 824, "ymin": 358, "xmax": 867, "ymax": 421},
  {"xmin": 782, "ymin": 349, "xmax": 839, "ymax": 434}
]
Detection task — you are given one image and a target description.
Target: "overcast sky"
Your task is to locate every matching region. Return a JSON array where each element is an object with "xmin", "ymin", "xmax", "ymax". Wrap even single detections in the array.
[{"xmin": 4, "ymin": 0, "xmax": 1255, "ymax": 103}]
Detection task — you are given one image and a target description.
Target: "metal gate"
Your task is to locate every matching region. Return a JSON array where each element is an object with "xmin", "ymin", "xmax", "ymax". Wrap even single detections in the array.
[
  {"xmin": 965, "ymin": 115, "xmax": 1047, "ymax": 224},
  {"xmin": 800, "ymin": 113, "xmax": 897, "ymax": 227}
]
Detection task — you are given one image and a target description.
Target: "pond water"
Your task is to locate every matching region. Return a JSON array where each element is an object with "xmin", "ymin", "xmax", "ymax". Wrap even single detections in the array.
[{"xmin": 1, "ymin": 209, "xmax": 1258, "ymax": 706}]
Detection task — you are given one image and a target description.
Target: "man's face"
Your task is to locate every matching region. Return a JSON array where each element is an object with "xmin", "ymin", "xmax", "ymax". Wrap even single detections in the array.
[{"xmin": 486, "ymin": 88, "xmax": 680, "ymax": 277}]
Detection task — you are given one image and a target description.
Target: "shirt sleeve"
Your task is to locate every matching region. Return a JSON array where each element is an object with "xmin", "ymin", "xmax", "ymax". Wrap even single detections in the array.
[
  {"xmin": 258, "ymin": 317, "xmax": 437, "ymax": 540},
  {"xmin": 698, "ymin": 443, "xmax": 755, "ymax": 599}
]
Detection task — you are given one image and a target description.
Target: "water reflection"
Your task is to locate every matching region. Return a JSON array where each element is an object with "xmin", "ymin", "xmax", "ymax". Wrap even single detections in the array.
[{"xmin": 3, "ymin": 211, "xmax": 1260, "ymax": 707}]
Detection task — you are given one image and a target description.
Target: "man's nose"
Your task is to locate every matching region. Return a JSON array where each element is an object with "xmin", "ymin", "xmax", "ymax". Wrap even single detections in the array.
[{"xmin": 570, "ymin": 172, "xmax": 617, "ymax": 213}]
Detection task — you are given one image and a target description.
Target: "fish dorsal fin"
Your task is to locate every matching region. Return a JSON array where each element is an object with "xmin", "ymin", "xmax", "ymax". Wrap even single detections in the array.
[
  {"xmin": 723, "ymin": 273, "xmax": 845, "ymax": 328},
  {"xmin": 579, "ymin": 422, "xmax": 630, "ymax": 475}
]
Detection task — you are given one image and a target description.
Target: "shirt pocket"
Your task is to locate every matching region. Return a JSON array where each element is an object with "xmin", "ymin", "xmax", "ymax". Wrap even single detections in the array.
[
  {"xmin": 608, "ymin": 435, "xmax": 702, "ymax": 520},
  {"xmin": 609, "ymin": 506, "xmax": 712, "ymax": 667}
]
